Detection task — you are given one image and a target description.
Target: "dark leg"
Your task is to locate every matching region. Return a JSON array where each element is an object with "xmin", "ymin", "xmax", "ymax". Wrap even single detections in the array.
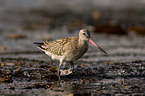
[
  {"xmin": 70, "ymin": 61, "xmax": 74, "ymax": 71},
  {"xmin": 49, "ymin": 58, "xmax": 53, "ymax": 65}
]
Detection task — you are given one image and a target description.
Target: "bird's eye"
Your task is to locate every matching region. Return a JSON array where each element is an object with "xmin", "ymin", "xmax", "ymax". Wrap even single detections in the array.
[{"xmin": 83, "ymin": 33, "xmax": 86, "ymax": 35}]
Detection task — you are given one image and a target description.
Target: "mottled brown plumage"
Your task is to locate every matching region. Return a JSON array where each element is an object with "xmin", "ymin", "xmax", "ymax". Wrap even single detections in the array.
[
  {"xmin": 41, "ymin": 37, "xmax": 88, "ymax": 61},
  {"xmin": 34, "ymin": 29, "xmax": 107, "ymax": 80}
]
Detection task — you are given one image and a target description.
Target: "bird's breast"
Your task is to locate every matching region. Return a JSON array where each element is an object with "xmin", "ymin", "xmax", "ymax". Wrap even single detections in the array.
[{"xmin": 65, "ymin": 41, "xmax": 88, "ymax": 61}]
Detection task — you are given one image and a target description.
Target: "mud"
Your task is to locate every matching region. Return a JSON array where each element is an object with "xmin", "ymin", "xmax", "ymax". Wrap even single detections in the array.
[{"xmin": 0, "ymin": 57, "xmax": 145, "ymax": 95}]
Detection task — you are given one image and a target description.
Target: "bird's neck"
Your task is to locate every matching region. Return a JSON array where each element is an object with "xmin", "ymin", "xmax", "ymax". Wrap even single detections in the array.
[{"xmin": 78, "ymin": 38, "xmax": 87, "ymax": 47}]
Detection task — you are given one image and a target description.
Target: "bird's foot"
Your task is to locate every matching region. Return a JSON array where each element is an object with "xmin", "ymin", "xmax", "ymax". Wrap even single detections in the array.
[{"xmin": 60, "ymin": 68, "xmax": 73, "ymax": 76}]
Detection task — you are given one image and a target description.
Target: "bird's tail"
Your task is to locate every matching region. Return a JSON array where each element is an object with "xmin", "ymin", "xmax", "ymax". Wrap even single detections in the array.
[
  {"xmin": 34, "ymin": 42, "xmax": 43, "ymax": 47},
  {"xmin": 34, "ymin": 42, "xmax": 45, "ymax": 51}
]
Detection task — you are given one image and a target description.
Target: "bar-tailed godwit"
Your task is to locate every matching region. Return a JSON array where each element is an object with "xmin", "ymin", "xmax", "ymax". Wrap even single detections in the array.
[{"xmin": 34, "ymin": 29, "xmax": 107, "ymax": 80}]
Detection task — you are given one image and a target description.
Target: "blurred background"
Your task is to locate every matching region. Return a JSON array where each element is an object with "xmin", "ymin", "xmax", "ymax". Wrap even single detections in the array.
[
  {"xmin": 0, "ymin": 0, "xmax": 145, "ymax": 95},
  {"xmin": 1, "ymin": 0, "xmax": 145, "ymax": 31},
  {"xmin": 0, "ymin": 0, "xmax": 145, "ymax": 61}
]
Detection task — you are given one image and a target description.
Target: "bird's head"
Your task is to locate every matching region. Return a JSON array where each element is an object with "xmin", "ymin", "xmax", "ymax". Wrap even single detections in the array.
[
  {"xmin": 79, "ymin": 29, "xmax": 91, "ymax": 41},
  {"xmin": 79, "ymin": 29, "xmax": 107, "ymax": 54}
]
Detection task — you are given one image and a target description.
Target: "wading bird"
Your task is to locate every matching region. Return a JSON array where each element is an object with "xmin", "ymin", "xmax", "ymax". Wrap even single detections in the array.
[{"xmin": 34, "ymin": 29, "xmax": 107, "ymax": 80}]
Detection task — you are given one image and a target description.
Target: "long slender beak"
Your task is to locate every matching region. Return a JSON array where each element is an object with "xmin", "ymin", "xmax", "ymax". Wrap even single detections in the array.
[{"xmin": 89, "ymin": 38, "xmax": 107, "ymax": 54}]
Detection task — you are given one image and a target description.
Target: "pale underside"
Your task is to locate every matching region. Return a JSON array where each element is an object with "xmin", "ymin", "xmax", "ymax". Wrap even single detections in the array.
[{"xmin": 39, "ymin": 37, "xmax": 88, "ymax": 62}]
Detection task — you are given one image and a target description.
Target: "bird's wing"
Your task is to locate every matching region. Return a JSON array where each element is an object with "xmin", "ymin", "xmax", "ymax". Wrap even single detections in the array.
[{"xmin": 41, "ymin": 37, "xmax": 78, "ymax": 56}]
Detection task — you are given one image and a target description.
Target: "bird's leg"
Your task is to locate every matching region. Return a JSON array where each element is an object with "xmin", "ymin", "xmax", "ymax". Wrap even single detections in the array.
[
  {"xmin": 60, "ymin": 61, "xmax": 74, "ymax": 75},
  {"xmin": 62, "ymin": 62, "xmax": 67, "ymax": 69},
  {"xmin": 70, "ymin": 61, "xmax": 74, "ymax": 71},
  {"xmin": 49, "ymin": 57, "xmax": 53, "ymax": 65},
  {"xmin": 50, "ymin": 59, "xmax": 53, "ymax": 65},
  {"xmin": 67, "ymin": 61, "xmax": 74, "ymax": 74},
  {"xmin": 58, "ymin": 60, "xmax": 63, "ymax": 81},
  {"xmin": 60, "ymin": 61, "xmax": 67, "ymax": 75}
]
